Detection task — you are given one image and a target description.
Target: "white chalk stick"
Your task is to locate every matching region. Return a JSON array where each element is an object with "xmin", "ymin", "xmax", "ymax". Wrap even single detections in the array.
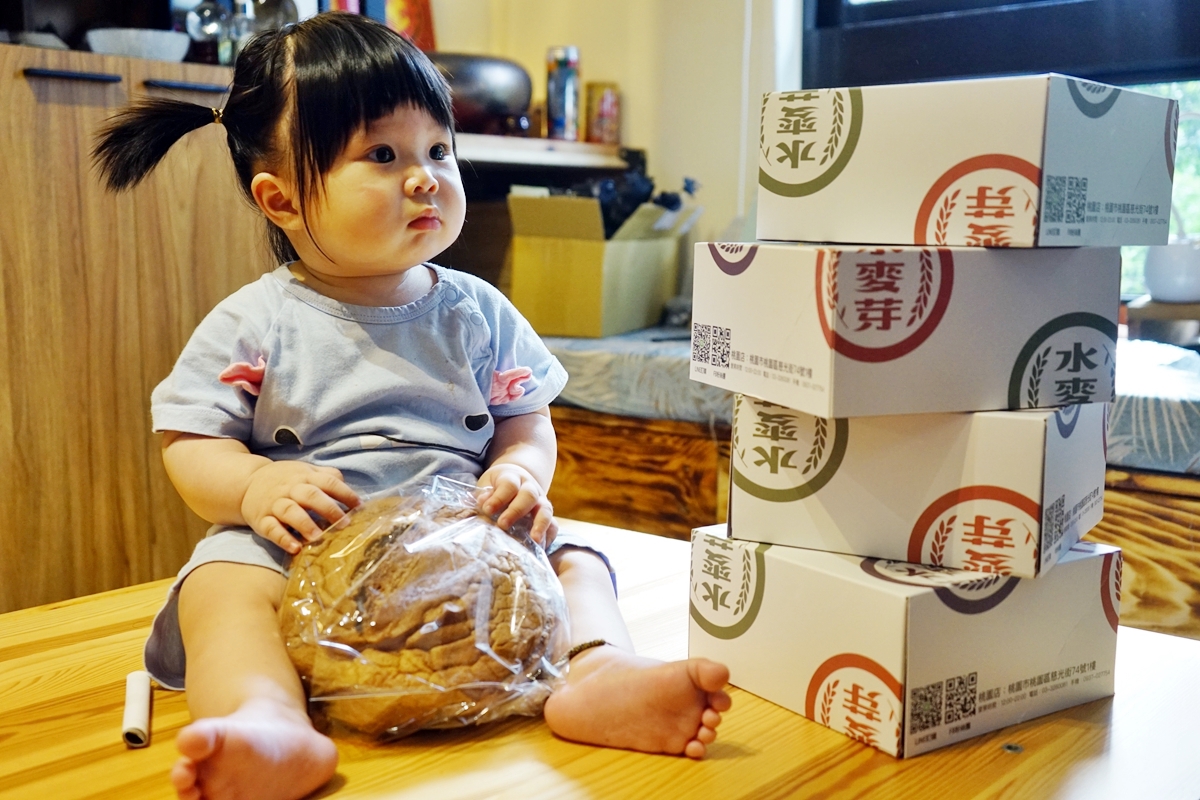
[{"xmin": 122, "ymin": 670, "xmax": 152, "ymax": 748}]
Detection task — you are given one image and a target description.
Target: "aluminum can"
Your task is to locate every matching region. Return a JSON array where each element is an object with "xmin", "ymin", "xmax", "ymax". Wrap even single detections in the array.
[{"xmin": 546, "ymin": 45, "xmax": 580, "ymax": 140}]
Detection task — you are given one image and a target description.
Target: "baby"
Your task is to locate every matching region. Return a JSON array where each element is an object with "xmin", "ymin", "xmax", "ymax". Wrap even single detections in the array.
[{"xmin": 93, "ymin": 12, "xmax": 730, "ymax": 800}]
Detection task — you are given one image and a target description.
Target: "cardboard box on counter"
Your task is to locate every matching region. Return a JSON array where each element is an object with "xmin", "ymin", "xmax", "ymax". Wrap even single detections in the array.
[
  {"xmin": 757, "ymin": 74, "xmax": 1177, "ymax": 247},
  {"xmin": 729, "ymin": 395, "xmax": 1107, "ymax": 578},
  {"xmin": 689, "ymin": 242, "xmax": 1119, "ymax": 417},
  {"xmin": 688, "ymin": 525, "xmax": 1121, "ymax": 758},
  {"xmin": 508, "ymin": 194, "xmax": 698, "ymax": 338}
]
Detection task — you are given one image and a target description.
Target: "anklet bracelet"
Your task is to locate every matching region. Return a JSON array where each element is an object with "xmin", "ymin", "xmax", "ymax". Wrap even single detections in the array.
[{"xmin": 566, "ymin": 639, "xmax": 609, "ymax": 661}]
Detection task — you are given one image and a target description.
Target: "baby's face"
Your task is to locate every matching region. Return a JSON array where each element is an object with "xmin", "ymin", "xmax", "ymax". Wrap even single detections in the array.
[{"xmin": 302, "ymin": 104, "xmax": 465, "ymax": 280}]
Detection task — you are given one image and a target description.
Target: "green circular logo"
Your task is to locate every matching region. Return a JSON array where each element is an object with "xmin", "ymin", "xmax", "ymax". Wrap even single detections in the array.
[
  {"xmin": 1008, "ymin": 312, "xmax": 1117, "ymax": 409},
  {"xmin": 689, "ymin": 535, "xmax": 770, "ymax": 640},
  {"xmin": 759, "ymin": 88, "xmax": 863, "ymax": 197},
  {"xmin": 732, "ymin": 394, "xmax": 849, "ymax": 502}
]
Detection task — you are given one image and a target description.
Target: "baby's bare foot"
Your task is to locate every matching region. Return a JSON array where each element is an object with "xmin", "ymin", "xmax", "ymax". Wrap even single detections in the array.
[
  {"xmin": 169, "ymin": 698, "xmax": 338, "ymax": 800},
  {"xmin": 543, "ymin": 647, "xmax": 731, "ymax": 758}
]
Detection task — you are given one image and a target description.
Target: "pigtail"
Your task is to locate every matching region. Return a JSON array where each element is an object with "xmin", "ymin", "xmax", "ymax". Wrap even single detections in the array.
[{"xmin": 92, "ymin": 98, "xmax": 219, "ymax": 191}]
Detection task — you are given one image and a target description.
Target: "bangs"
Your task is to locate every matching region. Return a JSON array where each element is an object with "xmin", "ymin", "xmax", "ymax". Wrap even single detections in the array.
[{"xmin": 288, "ymin": 13, "xmax": 453, "ymax": 205}]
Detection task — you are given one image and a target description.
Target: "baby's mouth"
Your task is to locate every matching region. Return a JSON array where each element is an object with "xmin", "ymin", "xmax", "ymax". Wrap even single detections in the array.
[{"xmin": 409, "ymin": 209, "xmax": 442, "ymax": 230}]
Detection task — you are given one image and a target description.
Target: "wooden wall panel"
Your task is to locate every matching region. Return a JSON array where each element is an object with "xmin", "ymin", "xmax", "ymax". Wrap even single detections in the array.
[{"xmin": 548, "ymin": 405, "xmax": 730, "ymax": 539}]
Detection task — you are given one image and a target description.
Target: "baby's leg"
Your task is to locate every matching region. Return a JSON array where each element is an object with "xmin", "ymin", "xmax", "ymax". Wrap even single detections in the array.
[
  {"xmin": 170, "ymin": 563, "xmax": 337, "ymax": 800},
  {"xmin": 543, "ymin": 548, "xmax": 732, "ymax": 759}
]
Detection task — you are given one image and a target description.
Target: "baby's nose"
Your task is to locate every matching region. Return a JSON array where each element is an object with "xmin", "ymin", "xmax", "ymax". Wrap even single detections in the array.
[{"xmin": 406, "ymin": 167, "xmax": 438, "ymax": 195}]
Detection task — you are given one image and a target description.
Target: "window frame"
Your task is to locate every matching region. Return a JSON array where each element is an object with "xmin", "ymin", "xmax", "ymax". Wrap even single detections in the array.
[{"xmin": 804, "ymin": 0, "xmax": 1200, "ymax": 88}]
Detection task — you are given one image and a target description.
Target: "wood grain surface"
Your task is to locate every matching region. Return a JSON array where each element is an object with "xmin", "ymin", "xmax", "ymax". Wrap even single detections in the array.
[
  {"xmin": 1105, "ymin": 467, "xmax": 1200, "ymax": 500},
  {"xmin": 1087, "ymin": 472, "xmax": 1200, "ymax": 640},
  {"xmin": 0, "ymin": 46, "xmax": 267, "ymax": 613},
  {"xmin": 549, "ymin": 406, "xmax": 730, "ymax": 539},
  {"xmin": 2, "ymin": 520, "xmax": 1199, "ymax": 800},
  {"xmin": 0, "ymin": 44, "xmax": 140, "ymax": 613},
  {"xmin": 126, "ymin": 58, "xmax": 271, "ymax": 580}
]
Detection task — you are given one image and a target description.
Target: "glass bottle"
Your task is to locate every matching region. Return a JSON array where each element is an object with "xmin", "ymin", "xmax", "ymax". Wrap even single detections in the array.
[
  {"xmin": 230, "ymin": 0, "xmax": 259, "ymax": 62},
  {"xmin": 184, "ymin": 0, "xmax": 231, "ymax": 65},
  {"xmin": 255, "ymin": 0, "xmax": 299, "ymax": 30}
]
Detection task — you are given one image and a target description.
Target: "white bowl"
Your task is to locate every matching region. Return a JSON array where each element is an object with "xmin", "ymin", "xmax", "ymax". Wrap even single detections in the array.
[
  {"xmin": 85, "ymin": 28, "xmax": 191, "ymax": 62},
  {"xmin": 17, "ymin": 31, "xmax": 69, "ymax": 50},
  {"xmin": 1145, "ymin": 240, "xmax": 1200, "ymax": 303}
]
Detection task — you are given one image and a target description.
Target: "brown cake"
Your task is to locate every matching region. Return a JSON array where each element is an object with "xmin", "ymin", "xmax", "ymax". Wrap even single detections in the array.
[{"xmin": 279, "ymin": 490, "xmax": 566, "ymax": 738}]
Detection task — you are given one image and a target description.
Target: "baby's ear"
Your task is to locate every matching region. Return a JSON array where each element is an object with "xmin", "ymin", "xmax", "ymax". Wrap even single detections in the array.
[{"xmin": 251, "ymin": 171, "xmax": 303, "ymax": 231}]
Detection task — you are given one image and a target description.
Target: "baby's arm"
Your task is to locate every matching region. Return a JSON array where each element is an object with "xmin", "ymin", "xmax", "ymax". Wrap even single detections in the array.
[
  {"xmin": 162, "ymin": 431, "xmax": 360, "ymax": 554},
  {"xmin": 478, "ymin": 406, "xmax": 557, "ymax": 543}
]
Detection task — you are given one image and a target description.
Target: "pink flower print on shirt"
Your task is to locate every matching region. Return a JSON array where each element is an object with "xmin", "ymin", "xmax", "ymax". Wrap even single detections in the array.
[
  {"xmin": 219, "ymin": 356, "xmax": 266, "ymax": 396},
  {"xmin": 490, "ymin": 366, "xmax": 533, "ymax": 405}
]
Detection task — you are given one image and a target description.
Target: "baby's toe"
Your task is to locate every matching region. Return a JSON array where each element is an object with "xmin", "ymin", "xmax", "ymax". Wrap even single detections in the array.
[
  {"xmin": 684, "ymin": 739, "xmax": 707, "ymax": 759},
  {"xmin": 169, "ymin": 759, "xmax": 200, "ymax": 800},
  {"xmin": 702, "ymin": 708, "xmax": 722, "ymax": 729},
  {"xmin": 709, "ymin": 689, "xmax": 732, "ymax": 713},
  {"xmin": 691, "ymin": 659, "xmax": 731, "ymax": 692},
  {"xmin": 696, "ymin": 725, "xmax": 717, "ymax": 745}
]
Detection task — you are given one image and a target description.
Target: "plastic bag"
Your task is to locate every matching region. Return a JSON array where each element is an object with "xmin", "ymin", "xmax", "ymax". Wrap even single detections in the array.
[{"xmin": 279, "ymin": 476, "xmax": 570, "ymax": 739}]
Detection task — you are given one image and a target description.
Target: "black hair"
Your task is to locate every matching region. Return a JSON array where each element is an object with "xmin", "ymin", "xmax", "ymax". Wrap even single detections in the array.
[{"xmin": 92, "ymin": 12, "xmax": 454, "ymax": 264}]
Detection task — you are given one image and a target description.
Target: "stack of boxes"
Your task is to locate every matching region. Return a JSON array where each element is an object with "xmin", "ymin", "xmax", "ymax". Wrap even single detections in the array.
[{"xmin": 687, "ymin": 74, "xmax": 1178, "ymax": 757}]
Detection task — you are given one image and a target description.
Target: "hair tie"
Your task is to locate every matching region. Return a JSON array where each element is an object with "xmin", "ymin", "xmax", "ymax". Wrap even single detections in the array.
[{"xmin": 212, "ymin": 107, "xmax": 224, "ymax": 125}]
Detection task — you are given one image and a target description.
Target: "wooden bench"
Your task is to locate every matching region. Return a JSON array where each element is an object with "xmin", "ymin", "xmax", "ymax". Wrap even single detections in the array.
[{"xmin": 1089, "ymin": 468, "xmax": 1200, "ymax": 640}]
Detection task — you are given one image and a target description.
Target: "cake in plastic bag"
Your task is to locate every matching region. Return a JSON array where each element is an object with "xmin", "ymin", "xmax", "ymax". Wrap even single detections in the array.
[{"xmin": 279, "ymin": 476, "xmax": 570, "ymax": 738}]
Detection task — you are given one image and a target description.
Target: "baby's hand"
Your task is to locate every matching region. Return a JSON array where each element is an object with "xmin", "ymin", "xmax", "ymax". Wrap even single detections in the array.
[
  {"xmin": 478, "ymin": 464, "xmax": 557, "ymax": 546},
  {"xmin": 241, "ymin": 461, "xmax": 360, "ymax": 554}
]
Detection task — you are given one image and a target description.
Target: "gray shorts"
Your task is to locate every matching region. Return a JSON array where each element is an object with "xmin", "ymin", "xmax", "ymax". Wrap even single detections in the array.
[{"xmin": 143, "ymin": 525, "xmax": 614, "ymax": 691}]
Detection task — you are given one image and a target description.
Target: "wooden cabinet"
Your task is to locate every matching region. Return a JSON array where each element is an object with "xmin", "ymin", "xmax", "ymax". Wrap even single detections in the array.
[
  {"xmin": 0, "ymin": 44, "xmax": 267, "ymax": 612},
  {"xmin": 125, "ymin": 58, "xmax": 270, "ymax": 582}
]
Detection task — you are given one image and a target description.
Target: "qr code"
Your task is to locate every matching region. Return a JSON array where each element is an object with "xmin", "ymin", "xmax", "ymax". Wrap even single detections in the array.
[
  {"xmin": 692, "ymin": 323, "xmax": 731, "ymax": 367},
  {"xmin": 692, "ymin": 323, "xmax": 711, "ymax": 364},
  {"xmin": 1043, "ymin": 175, "xmax": 1066, "ymax": 223},
  {"xmin": 711, "ymin": 326, "xmax": 731, "ymax": 367},
  {"xmin": 1044, "ymin": 494, "xmax": 1065, "ymax": 553},
  {"xmin": 944, "ymin": 672, "xmax": 978, "ymax": 724},
  {"xmin": 909, "ymin": 681, "xmax": 943, "ymax": 734},
  {"xmin": 1066, "ymin": 177, "xmax": 1088, "ymax": 224}
]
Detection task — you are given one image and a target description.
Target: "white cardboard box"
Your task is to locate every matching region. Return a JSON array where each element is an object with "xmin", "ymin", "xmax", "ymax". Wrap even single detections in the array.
[
  {"xmin": 690, "ymin": 242, "xmax": 1119, "ymax": 417},
  {"xmin": 688, "ymin": 526, "xmax": 1120, "ymax": 758},
  {"xmin": 757, "ymin": 74, "xmax": 1177, "ymax": 247},
  {"xmin": 729, "ymin": 396, "xmax": 1107, "ymax": 578}
]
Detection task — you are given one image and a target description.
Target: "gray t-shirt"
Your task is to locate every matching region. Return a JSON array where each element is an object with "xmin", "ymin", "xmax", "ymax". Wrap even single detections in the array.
[{"xmin": 151, "ymin": 263, "xmax": 568, "ymax": 495}]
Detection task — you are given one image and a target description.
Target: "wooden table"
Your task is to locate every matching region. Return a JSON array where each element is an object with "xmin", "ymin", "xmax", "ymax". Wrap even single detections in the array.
[{"xmin": 3, "ymin": 520, "xmax": 1199, "ymax": 800}]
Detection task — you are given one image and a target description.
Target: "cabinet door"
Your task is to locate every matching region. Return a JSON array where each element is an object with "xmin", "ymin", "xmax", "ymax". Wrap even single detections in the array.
[
  {"xmin": 0, "ymin": 45, "xmax": 143, "ymax": 612},
  {"xmin": 125, "ymin": 59, "xmax": 272, "ymax": 579}
]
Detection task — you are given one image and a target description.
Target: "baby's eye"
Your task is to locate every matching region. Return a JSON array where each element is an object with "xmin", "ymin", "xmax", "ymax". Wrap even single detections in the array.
[
  {"xmin": 368, "ymin": 146, "xmax": 395, "ymax": 163},
  {"xmin": 430, "ymin": 143, "xmax": 449, "ymax": 161}
]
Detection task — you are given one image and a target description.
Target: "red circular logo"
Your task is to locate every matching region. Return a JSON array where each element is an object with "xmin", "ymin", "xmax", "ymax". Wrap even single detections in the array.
[
  {"xmin": 1101, "ymin": 550, "xmax": 1122, "ymax": 633},
  {"xmin": 914, "ymin": 155, "xmax": 1042, "ymax": 247},
  {"xmin": 804, "ymin": 653, "xmax": 904, "ymax": 755},
  {"xmin": 908, "ymin": 485, "xmax": 1042, "ymax": 575},
  {"xmin": 814, "ymin": 248, "xmax": 954, "ymax": 363}
]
